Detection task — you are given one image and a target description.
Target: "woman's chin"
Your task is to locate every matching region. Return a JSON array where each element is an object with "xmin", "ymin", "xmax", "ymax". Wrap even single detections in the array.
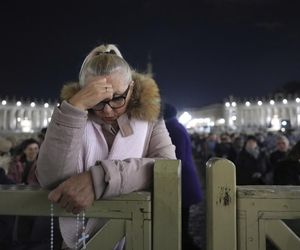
[{"xmin": 102, "ymin": 117, "xmax": 116, "ymax": 123}]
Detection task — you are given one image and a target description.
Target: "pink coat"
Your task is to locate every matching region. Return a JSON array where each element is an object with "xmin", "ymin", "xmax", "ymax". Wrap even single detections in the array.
[{"xmin": 36, "ymin": 73, "xmax": 176, "ymax": 248}]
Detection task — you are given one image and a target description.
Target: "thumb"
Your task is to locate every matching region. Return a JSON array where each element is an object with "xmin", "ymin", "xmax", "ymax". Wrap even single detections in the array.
[{"xmin": 48, "ymin": 185, "xmax": 63, "ymax": 203}]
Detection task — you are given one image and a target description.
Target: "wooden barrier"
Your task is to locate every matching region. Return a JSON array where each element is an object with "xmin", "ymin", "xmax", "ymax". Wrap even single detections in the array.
[
  {"xmin": 0, "ymin": 159, "xmax": 181, "ymax": 250},
  {"xmin": 206, "ymin": 158, "xmax": 300, "ymax": 250}
]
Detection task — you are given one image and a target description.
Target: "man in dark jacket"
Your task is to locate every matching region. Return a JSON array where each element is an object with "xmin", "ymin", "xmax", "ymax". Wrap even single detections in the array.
[{"xmin": 236, "ymin": 135, "xmax": 269, "ymax": 185}]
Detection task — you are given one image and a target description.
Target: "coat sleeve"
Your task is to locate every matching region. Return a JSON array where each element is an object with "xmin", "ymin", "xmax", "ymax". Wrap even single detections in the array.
[
  {"xmin": 90, "ymin": 119, "xmax": 176, "ymax": 199},
  {"xmin": 36, "ymin": 101, "xmax": 88, "ymax": 188},
  {"xmin": 146, "ymin": 119, "xmax": 176, "ymax": 159}
]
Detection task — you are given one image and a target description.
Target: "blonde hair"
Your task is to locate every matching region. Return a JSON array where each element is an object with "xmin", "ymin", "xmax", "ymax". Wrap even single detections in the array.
[{"xmin": 79, "ymin": 44, "xmax": 132, "ymax": 87}]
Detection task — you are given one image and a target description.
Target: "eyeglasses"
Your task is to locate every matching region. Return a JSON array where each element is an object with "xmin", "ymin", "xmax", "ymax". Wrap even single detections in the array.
[{"xmin": 91, "ymin": 85, "xmax": 131, "ymax": 111}]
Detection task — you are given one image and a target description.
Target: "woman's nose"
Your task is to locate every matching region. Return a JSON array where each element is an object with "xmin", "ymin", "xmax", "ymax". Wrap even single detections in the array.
[{"xmin": 103, "ymin": 103, "xmax": 113, "ymax": 113}]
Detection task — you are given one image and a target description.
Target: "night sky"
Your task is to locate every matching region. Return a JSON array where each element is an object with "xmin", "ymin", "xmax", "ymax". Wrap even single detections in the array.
[{"xmin": 1, "ymin": 0, "xmax": 300, "ymax": 109}]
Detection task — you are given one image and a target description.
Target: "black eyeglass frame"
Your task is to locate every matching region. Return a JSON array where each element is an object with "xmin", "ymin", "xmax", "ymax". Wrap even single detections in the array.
[{"xmin": 91, "ymin": 85, "xmax": 131, "ymax": 111}]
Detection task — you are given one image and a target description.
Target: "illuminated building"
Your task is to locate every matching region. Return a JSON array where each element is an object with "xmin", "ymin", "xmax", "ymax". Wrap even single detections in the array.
[{"xmin": 0, "ymin": 98, "xmax": 55, "ymax": 133}]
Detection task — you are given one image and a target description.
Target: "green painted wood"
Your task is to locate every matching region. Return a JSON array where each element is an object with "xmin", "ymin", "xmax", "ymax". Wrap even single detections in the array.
[
  {"xmin": 206, "ymin": 158, "xmax": 300, "ymax": 250},
  {"xmin": 144, "ymin": 220, "xmax": 151, "ymax": 250},
  {"xmin": 0, "ymin": 160, "xmax": 182, "ymax": 249},
  {"xmin": 153, "ymin": 159, "xmax": 181, "ymax": 250},
  {"xmin": 265, "ymin": 220, "xmax": 300, "ymax": 250},
  {"xmin": 131, "ymin": 210, "xmax": 144, "ymax": 250},
  {"xmin": 237, "ymin": 191, "xmax": 300, "ymax": 250},
  {"xmin": 85, "ymin": 219, "xmax": 125, "ymax": 250},
  {"xmin": 0, "ymin": 188, "xmax": 150, "ymax": 218},
  {"xmin": 125, "ymin": 220, "xmax": 133, "ymax": 250},
  {"xmin": 237, "ymin": 185, "xmax": 300, "ymax": 199},
  {"xmin": 206, "ymin": 158, "xmax": 237, "ymax": 250}
]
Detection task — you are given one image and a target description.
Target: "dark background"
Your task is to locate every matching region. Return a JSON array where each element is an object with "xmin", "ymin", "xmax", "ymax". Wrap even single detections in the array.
[{"xmin": 0, "ymin": 0, "xmax": 300, "ymax": 109}]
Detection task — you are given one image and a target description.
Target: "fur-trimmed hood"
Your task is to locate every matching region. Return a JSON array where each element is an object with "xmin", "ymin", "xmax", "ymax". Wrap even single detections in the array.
[{"xmin": 60, "ymin": 72, "xmax": 161, "ymax": 122}]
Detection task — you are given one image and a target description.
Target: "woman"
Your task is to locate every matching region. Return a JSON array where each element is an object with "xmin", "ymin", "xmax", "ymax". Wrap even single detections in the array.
[
  {"xmin": 36, "ymin": 44, "xmax": 176, "ymax": 248},
  {"xmin": 8, "ymin": 138, "xmax": 39, "ymax": 185}
]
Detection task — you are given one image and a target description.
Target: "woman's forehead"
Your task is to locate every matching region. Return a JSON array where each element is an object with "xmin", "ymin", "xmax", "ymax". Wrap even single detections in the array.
[
  {"xmin": 25, "ymin": 143, "xmax": 39, "ymax": 149},
  {"xmin": 87, "ymin": 72, "xmax": 128, "ymax": 86}
]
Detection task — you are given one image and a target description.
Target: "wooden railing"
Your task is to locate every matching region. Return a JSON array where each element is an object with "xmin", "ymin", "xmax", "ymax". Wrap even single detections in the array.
[
  {"xmin": 206, "ymin": 158, "xmax": 300, "ymax": 250},
  {"xmin": 0, "ymin": 159, "xmax": 181, "ymax": 250}
]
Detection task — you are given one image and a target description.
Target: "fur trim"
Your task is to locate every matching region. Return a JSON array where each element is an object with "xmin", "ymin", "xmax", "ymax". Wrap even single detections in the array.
[
  {"xmin": 60, "ymin": 82, "xmax": 81, "ymax": 101},
  {"xmin": 59, "ymin": 73, "xmax": 161, "ymax": 121}
]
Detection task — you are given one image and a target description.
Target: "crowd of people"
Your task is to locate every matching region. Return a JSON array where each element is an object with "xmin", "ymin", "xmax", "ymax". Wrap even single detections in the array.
[{"xmin": 191, "ymin": 130, "xmax": 300, "ymax": 186}]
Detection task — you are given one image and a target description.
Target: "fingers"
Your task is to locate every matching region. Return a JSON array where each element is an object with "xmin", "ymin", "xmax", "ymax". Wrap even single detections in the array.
[
  {"xmin": 48, "ymin": 184, "xmax": 63, "ymax": 203},
  {"xmin": 48, "ymin": 173, "xmax": 95, "ymax": 214}
]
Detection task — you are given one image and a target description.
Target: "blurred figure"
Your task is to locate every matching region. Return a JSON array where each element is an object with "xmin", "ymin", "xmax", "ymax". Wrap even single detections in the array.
[
  {"xmin": 272, "ymin": 141, "xmax": 300, "ymax": 244},
  {"xmin": 0, "ymin": 137, "xmax": 13, "ymax": 174},
  {"xmin": 0, "ymin": 137, "xmax": 15, "ymax": 250},
  {"xmin": 267, "ymin": 135, "xmax": 290, "ymax": 184},
  {"xmin": 231, "ymin": 136, "xmax": 244, "ymax": 164},
  {"xmin": 6, "ymin": 138, "xmax": 62, "ymax": 250},
  {"xmin": 202, "ymin": 133, "xmax": 218, "ymax": 161},
  {"xmin": 7, "ymin": 138, "xmax": 40, "ymax": 185},
  {"xmin": 273, "ymin": 140, "xmax": 300, "ymax": 185},
  {"xmin": 37, "ymin": 127, "xmax": 47, "ymax": 145},
  {"xmin": 214, "ymin": 133, "xmax": 236, "ymax": 162},
  {"xmin": 163, "ymin": 103, "xmax": 203, "ymax": 250},
  {"xmin": 270, "ymin": 135, "xmax": 290, "ymax": 164},
  {"xmin": 236, "ymin": 135, "xmax": 269, "ymax": 185}
]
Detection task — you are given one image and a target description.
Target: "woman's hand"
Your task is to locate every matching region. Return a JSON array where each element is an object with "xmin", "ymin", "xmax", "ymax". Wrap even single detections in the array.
[
  {"xmin": 48, "ymin": 171, "xmax": 95, "ymax": 214},
  {"xmin": 69, "ymin": 77, "xmax": 113, "ymax": 111}
]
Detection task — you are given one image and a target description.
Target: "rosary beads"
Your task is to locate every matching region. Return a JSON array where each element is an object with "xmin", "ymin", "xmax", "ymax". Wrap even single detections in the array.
[{"xmin": 50, "ymin": 203, "xmax": 89, "ymax": 250}]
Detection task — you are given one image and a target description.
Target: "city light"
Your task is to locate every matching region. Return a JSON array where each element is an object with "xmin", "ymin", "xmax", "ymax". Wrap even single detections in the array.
[
  {"xmin": 296, "ymin": 98, "xmax": 300, "ymax": 103},
  {"xmin": 179, "ymin": 112, "xmax": 192, "ymax": 125},
  {"xmin": 30, "ymin": 102, "xmax": 36, "ymax": 107},
  {"xmin": 44, "ymin": 103, "xmax": 49, "ymax": 108},
  {"xmin": 282, "ymin": 99, "xmax": 288, "ymax": 104},
  {"xmin": 270, "ymin": 100, "xmax": 275, "ymax": 105},
  {"xmin": 257, "ymin": 101, "xmax": 262, "ymax": 106},
  {"xmin": 225, "ymin": 102, "xmax": 230, "ymax": 107},
  {"xmin": 20, "ymin": 118, "xmax": 32, "ymax": 133},
  {"xmin": 245, "ymin": 101, "xmax": 250, "ymax": 107},
  {"xmin": 231, "ymin": 102, "xmax": 236, "ymax": 107},
  {"xmin": 16, "ymin": 101, "xmax": 22, "ymax": 107},
  {"xmin": 1, "ymin": 100, "xmax": 7, "ymax": 105},
  {"xmin": 270, "ymin": 115, "xmax": 280, "ymax": 131},
  {"xmin": 217, "ymin": 118, "xmax": 225, "ymax": 124}
]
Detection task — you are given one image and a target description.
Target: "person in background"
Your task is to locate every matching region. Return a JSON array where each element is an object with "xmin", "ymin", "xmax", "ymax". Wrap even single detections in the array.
[
  {"xmin": 202, "ymin": 133, "xmax": 218, "ymax": 161},
  {"xmin": 37, "ymin": 127, "xmax": 47, "ymax": 145},
  {"xmin": 272, "ymin": 140, "xmax": 300, "ymax": 245},
  {"xmin": 273, "ymin": 140, "xmax": 300, "ymax": 185},
  {"xmin": 7, "ymin": 138, "xmax": 61, "ymax": 250},
  {"xmin": 214, "ymin": 133, "xmax": 236, "ymax": 162},
  {"xmin": 0, "ymin": 137, "xmax": 15, "ymax": 250},
  {"xmin": 267, "ymin": 135, "xmax": 290, "ymax": 184},
  {"xmin": 163, "ymin": 103, "xmax": 203, "ymax": 250},
  {"xmin": 236, "ymin": 135, "xmax": 269, "ymax": 185},
  {"xmin": 36, "ymin": 44, "xmax": 176, "ymax": 249},
  {"xmin": 0, "ymin": 136, "xmax": 13, "ymax": 175},
  {"xmin": 7, "ymin": 138, "xmax": 40, "ymax": 185}
]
